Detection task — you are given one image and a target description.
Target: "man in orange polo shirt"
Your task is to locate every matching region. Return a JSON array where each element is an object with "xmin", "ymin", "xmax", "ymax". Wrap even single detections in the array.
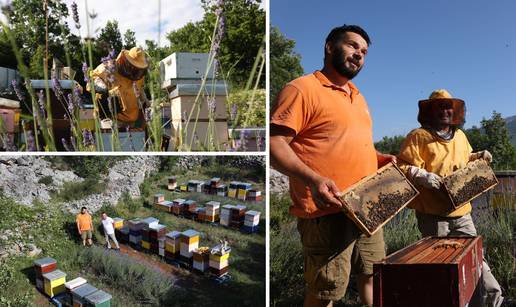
[
  {"xmin": 76, "ymin": 206, "xmax": 94, "ymax": 246},
  {"xmin": 271, "ymin": 25, "xmax": 395, "ymax": 307}
]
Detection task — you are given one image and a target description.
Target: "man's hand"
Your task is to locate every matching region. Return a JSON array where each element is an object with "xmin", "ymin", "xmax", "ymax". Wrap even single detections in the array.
[
  {"xmin": 309, "ymin": 175, "xmax": 343, "ymax": 210},
  {"xmin": 377, "ymin": 152, "xmax": 397, "ymax": 168},
  {"xmin": 408, "ymin": 166, "xmax": 442, "ymax": 189},
  {"xmin": 470, "ymin": 150, "xmax": 493, "ymax": 163}
]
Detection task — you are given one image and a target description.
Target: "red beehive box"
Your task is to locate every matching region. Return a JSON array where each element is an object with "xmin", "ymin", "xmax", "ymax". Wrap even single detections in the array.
[{"xmin": 374, "ymin": 236, "xmax": 483, "ymax": 307}]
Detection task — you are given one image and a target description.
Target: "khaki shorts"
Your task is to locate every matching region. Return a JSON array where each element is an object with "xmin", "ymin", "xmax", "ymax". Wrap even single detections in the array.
[
  {"xmin": 297, "ymin": 212, "xmax": 385, "ymax": 301},
  {"xmin": 81, "ymin": 230, "xmax": 92, "ymax": 240}
]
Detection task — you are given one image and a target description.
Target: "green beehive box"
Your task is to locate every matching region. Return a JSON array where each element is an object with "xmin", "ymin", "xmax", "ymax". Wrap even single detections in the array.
[{"xmin": 84, "ymin": 289, "xmax": 112, "ymax": 307}]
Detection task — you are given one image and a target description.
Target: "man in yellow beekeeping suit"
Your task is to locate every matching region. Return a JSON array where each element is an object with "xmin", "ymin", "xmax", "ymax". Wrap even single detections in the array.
[
  {"xmin": 87, "ymin": 47, "xmax": 149, "ymax": 126},
  {"xmin": 398, "ymin": 89, "xmax": 503, "ymax": 307}
]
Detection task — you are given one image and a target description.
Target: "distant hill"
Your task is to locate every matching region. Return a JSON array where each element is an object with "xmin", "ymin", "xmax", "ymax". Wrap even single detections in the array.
[{"xmin": 505, "ymin": 115, "xmax": 516, "ymax": 146}]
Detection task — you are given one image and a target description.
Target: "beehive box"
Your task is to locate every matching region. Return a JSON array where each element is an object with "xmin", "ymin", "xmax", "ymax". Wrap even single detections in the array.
[
  {"xmin": 34, "ymin": 257, "xmax": 57, "ymax": 276},
  {"xmin": 65, "ymin": 277, "xmax": 87, "ymax": 292},
  {"xmin": 228, "ymin": 182, "xmax": 240, "ymax": 198},
  {"xmin": 338, "ymin": 163, "xmax": 419, "ymax": 236},
  {"xmin": 112, "ymin": 218, "xmax": 124, "ymax": 229},
  {"xmin": 42, "ymin": 269, "xmax": 66, "ymax": 297},
  {"xmin": 217, "ymin": 184, "xmax": 228, "ymax": 197},
  {"xmin": 84, "ymin": 289, "xmax": 112, "ymax": 307},
  {"xmin": 246, "ymin": 190, "xmax": 262, "ymax": 201},
  {"xmin": 209, "ymin": 244, "xmax": 231, "ymax": 276},
  {"xmin": 441, "ymin": 159, "xmax": 498, "ymax": 213},
  {"xmin": 149, "ymin": 224, "xmax": 167, "ymax": 240},
  {"xmin": 165, "ymin": 231, "xmax": 181, "ymax": 255},
  {"xmin": 168, "ymin": 176, "xmax": 178, "ymax": 190},
  {"xmin": 155, "ymin": 200, "xmax": 173, "ymax": 213},
  {"xmin": 193, "ymin": 247, "xmax": 211, "ymax": 272},
  {"xmin": 179, "ymin": 182, "xmax": 188, "ymax": 192},
  {"xmin": 71, "ymin": 283, "xmax": 98, "ymax": 307},
  {"xmin": 153, "ymin": 194, "xmax": 165, "ymax": 205},
  {"xmin": 172, "ymin": 199, "xmax": 186, "ymax": 215},
  {"xmin": 141, "ymin": 217, "xmax": 159, "ymax": 228},
  {"xmin": 374, "ymin": 236, "xmax": 483, "ymax": 307},
  {"xmin": 180, "ymin": 229, "xmax": 200, "ymax": 258}
]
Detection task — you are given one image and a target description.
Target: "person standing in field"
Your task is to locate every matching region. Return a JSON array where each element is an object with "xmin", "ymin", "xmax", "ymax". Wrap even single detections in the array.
[
  {"xmin": 100, "ymin": 212, "xmax": 120, "ymax": 250},
  {"xmin": 76, "ymin": 206, "xmax": 93, "ymax": 246},
  {"xmin": 270, "ymin": 24, "xmax": 395, "ymax": 307}
]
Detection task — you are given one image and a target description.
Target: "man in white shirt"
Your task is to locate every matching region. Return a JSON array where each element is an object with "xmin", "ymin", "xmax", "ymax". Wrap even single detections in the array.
[{"xmin": 101, "ymin": 212, "xmax": 120, "ymax": 250}]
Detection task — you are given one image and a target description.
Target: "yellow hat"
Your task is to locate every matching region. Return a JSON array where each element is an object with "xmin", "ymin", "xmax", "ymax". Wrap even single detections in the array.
[
  {"xmin": 417, "ymin": 88, "xmax": 465, "ymax": 126},
  {"xmin": 117, "ymin": 47, "xmax": 148, "ymax": 69},
  {"xmin": 428, "ymin": 89, "xmax": 453, "ymax": 99}
]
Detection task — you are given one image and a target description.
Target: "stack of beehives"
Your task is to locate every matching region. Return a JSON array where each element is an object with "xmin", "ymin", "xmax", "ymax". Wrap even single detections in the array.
[
  {"xmin": 220, "ymin": 204, "xmax": 234, "ymax": 226},
  {"xmin": 172, "ymin": 198, "xmax": 186, "ymax": 215},
  {"xmin": 140, "ymin": 217, "xmax": 159, "ymax": 251},
  {"xmin": 237, "ymin": 183, "xmax": 253, "ymax": 201},
  {"xmin": 243, "ymin": 210, "xmax": 261, "ymax": 233},
  {"xmin": 149, "ymin": 224, "xmax": 167, "ymax": 254},
  {"xmin": 184, "ymin": 200, "xmax": 197, "ymax": 218},
  {"xmin": 216, "ymin": 184, "xmax": 228, "ymax": 197},
  {"xmin": 33, "ymin": 257, "xmax": 64, "ymax": 297},
  {"xmin": 179, "ymin": 229, "xmax": 200, "ymax": 264},
  {"xmin": 178, "ymin": 182, "xmax": 188, "ymax": 192},
  {"xmin": 246, "ymin": 189, "xmax": 262, "ymax": 202},
  {"xmin": 209, "ymin": 243, "xmax": 231, "ymax": 277},
  {"xmin": 165, "ymin": 230, "xmax": 181, "ymax": 260},
  {"xmin": 112, "ymin": 218, "xmax": 124, "ymax": 229},
  {"xmin": 204, "ymin": 201, "xmax": 220, "ymax": 223},
  {"xmin": 168, "ymin": 176, "xmax": 178, "ymax": 190},
  {"xmin": 83, "ymin": 289, "xmax": 112, "ymax": 307},
  {"xmin": 228, "ymin": 182, "xmax": 240, "ymax": 198},
  {"xmin": 229, "ymin": 205, "xmax": 247, "ymax": 229},
  {"xmin": 188, "ymin": 180, "xmax": 204, "ymax": 193},
  {"xmin": 192, "ymin": 246, "xmax": 211, "ymax": 272},
  {"xmin": 128, "ymin": 219, "xmax": 144, "ymax": 247},
  {"xmin": 71, "ymin": 283, "xmax": 98, "ymax": 307}
]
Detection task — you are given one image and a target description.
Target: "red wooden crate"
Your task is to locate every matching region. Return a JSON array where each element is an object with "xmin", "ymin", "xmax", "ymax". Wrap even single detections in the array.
[{"xmin": 374, "ymin": 236, "xmax": 483, "ymax": 307}]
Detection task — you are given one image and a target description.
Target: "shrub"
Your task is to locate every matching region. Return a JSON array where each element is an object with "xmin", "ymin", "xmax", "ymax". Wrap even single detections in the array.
[
  {"xmin": 37, "ymin": 175, "xmax": 53, "ymax": 185},
  {"xmin": 55, "ymin": 177, "xmax": 106, "ymax": 202}
]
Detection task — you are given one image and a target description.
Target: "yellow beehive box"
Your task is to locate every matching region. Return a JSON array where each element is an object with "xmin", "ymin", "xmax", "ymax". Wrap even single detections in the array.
[
  {"xmin": 228, "ymin": 189, "xmax": 237, "ymax": 198},
  {"xmin": 237, "ymin": 189, "xmax": 247, "ymax": 200},
  {"xmin": 43, "ymin": 269, "xmax": 66, "ymax": 297},
  {"xmin": 209, "ymin": 252, "xmax": 230, "ymax": 262},
  {"xmin": 141, "ymin": 241, "xmax": 151, "ymax": 250},
  {"xmin": 113, "ymin": 218, "xmax": 124, "ymax": 229}
]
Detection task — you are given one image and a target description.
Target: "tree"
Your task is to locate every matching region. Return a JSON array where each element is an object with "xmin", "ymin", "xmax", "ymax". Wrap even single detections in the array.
[
  {"xmin": 2, "ymin": 0, "xmax": 71, "ymax": 78},
  {"xmin": 374, "ymin": 135, "xmax": 406, "ymax": 155},
  {"xmin": 166, "ymin": 0, "xmax": 265, "ymax": 88},
  {"xmin": 96, "ymin": 20, "xmax": 123, "ymax": 55},
  {"xmin": 270, "ymin": 26, "xmax": 304, "ymax": 104},
  {"xmin": 123, "ymin": 29, "xmax": 137, "ymax": 50},
  {"xmin": 480, "ymin": 112, "xmax": 515, "ymax": 170}
]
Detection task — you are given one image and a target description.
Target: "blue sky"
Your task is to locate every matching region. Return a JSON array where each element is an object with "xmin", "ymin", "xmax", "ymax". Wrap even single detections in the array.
[{"xmin": 271, "ymin": 0, "xmax": 516, "ymax": 141}]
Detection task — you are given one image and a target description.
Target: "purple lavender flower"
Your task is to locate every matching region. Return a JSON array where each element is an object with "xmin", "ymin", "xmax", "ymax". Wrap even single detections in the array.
[
  {"xmin": 144, "ymin": 108, "xmax": 152, "ymax": 122},
  {"xmin": 66, "ymin": 93, "xmax": 75, "ymax": 115},
  {"xmin": 101, "ymin": 49, "xmax": 116, "ymax": 85},
  {"xmin": 61, "ymin": 138, "xmax": 72, "ymax": 151},
  {"xmin": 52, "ymin": 76, "xmax": 66, "ymax": 103},
  {"xmin": 256, "ymin": 135, "xmax": 263, "ymax": 151},
  {"xmin": 82, "ymin": 129, "xmax": 95, "ymax": 147},
  {"xmin": 211, "ymin": 0, "xmax": 226, "ymax": 76},
  {"xmin": 36, "ymin": 90, "xmax": 46, "ymax": 118},
  {"xmin": 230, "ymin": 103, "xmax": 237, "ymax": 121},
  {"xmin": 239, "ymin": 129, "xmax": 248, "ymax": 151},
  {"xmin": 25, "ymin": 129, "xmax": 36, "ymax": 151},
  {"xmin": 71, "ymin": 2, "xmax": 80, "ymax": 29},
  {"xmin": 82, "ymin": 62, "xmax": 90, "ymax": 84},
  {"xmin": 11, "ymin": 80, "xmax": 25, "ymax": 102},
  {"xmin": 207, "ymin": 97, "xmax": 216, "ymax": 114},
  {"xmin": 70, "ymin": 136, "xmax": 78, "ymax": 151}
]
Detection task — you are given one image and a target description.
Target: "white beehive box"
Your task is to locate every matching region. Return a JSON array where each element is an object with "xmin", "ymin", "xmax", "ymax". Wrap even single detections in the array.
[{"xmin": 160, "ymin": 53, "xmax": 214, "ymax": 85}]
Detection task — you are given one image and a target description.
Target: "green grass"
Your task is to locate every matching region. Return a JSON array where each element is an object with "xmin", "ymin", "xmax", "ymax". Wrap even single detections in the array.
[
  {"xmin": 270, "ymin": 191, "xmax": 515, "ymax": 307},
  {"xmin": 52, "ymin": 177, "xmax": 107, "ymax": 202},
  {"xmin": 0, "ymin": 165, "xmax": 265, "ymax": 307}
]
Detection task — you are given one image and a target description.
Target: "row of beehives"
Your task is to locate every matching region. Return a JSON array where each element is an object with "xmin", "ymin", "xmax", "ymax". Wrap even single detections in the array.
[
  {"xmin": 113, "ymin": 217, "xmax": 231, "ymax": 276},
  {"xmin": 168, "ymin": 176, "xmax": 263, "ymax": 202},
  {"xmin": 33, "ymin": 257, "xmax": 112, "ymax": 307},
  {"xmin": 153, "ymin": 195, "xmax": 261, "ymax": 234}
]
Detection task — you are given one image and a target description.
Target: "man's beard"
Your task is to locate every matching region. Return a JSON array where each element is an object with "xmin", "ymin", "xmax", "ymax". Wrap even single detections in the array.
[{"xmin": 331, "ymin": 50, "xmax": 362, "ymax": 79}]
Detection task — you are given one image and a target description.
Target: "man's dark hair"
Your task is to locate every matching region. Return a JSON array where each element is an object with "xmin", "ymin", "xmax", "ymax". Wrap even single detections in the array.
[
  {"xmin": 325, "ymin": 24, "xmax": 371, "ymax": 46},
  {"xmin": 81, "ymin": 206, "xmax": 87, "ymax": 211},
  {"xmin": 324, "ymin": 24, "xmax": 371, "ymax": 60}
]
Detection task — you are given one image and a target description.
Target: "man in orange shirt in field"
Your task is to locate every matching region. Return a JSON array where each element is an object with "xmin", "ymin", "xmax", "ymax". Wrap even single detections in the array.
[
  {"xmin": 271, "ymin": 24, "xmax": 395, "ymax": 307},
  {"xmin": 76, "ymin": 206, "xmax": 94, "ymax": 246}
]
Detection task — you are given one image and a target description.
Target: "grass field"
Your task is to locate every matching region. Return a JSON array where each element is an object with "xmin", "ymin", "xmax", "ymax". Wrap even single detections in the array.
[{"xmin": 0, "ymin": 163, "xmax": 265, "ymax": 307}]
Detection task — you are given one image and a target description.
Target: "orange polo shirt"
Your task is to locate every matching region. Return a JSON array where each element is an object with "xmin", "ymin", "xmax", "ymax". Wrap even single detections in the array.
[
  {"xmin": 271, "ymin": 71, "xmax": 378, "ymax": 218},
  {"xmin": 76, "ymin": 213, "xmax": 93, "ymax": 231}
]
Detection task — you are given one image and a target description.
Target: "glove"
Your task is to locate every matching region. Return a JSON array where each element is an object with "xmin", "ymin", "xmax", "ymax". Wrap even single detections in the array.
[
  {"xmin": 407, "ymin": 166, "xmax": 442, "ymax": 189},
  {"xmin": 469, "ymin": 150, "xmax": 492, "ymax": 163}
]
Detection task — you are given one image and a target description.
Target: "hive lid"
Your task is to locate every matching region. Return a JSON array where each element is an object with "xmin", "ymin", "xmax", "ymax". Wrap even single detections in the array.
[
  {"xmin": 71, "ymin": 283, "xmax": 98, "ymax": 298},
  {"xmin": 222, "ymin": 204, "xmax": 235, "ymax": 209},
  {"xmin": 150, "ymin": 224, "xmax": 167, "ymax": 231},
  {"xmin": 33, "ymin": 257, "xmax": 56, "ymax": 267},
  {"xmin": 182, "ymin": 229, "xmax": 199, "ymax": 238},
  {"xmin": 141, "ymin": 217, "xmax": 159, "ymax": 225},
  {"xmin": 42, "ymin": 269, "xmax": 66, "ymax": 280},
  {"xmin": 245, "ymin": 210, "xmax": 261, "ymax": 216},
  {"xmin": 159, "ymin": 201, "xmax": 173, "ymax": 206},
  {"xmin": 173, "ymin": 198, "xmax": 186, "ymax": 203},
  {"xmin": 184, "ymin": 200, "xmax": 196, "ymax": 205},
  {"xmin": 113, "ymin": 217, "xmax": 124, "ymax": 223},
  {"xmin": 166, "ymin": 231, "xmax": 181, "ymax": 239},
  {"xmin": 234, "ymin": 205, "xmax": 247, "ymax": 210},
  {"xmin": 65, "ymin": 277, "xmax": 87, "ymax": 289},
  {"xmin": 85, "ymin": 289, "xmax": 112, "ymax": 304},
  {"xmin": 205, "ymin": 201, "xmax": 221, "ymax": 207},
  {"xmin": 154, "ymin": 193, "xmax": 164, "ymax": 197}
]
